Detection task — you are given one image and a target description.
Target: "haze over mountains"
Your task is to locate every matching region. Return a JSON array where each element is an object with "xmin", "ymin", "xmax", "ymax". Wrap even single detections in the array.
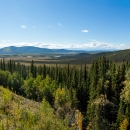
[
  {"xmin": 0, "ymin": 46, "xmax": 108, "ymax": 55},
  {"xmin": 0, "ymin": 46, "xmax": 130, "ymax": 64}
]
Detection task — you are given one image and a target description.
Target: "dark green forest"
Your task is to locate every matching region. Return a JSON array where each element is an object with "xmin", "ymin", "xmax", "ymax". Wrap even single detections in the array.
[{"xmin": 0, "ymin": 56, "xmax": 130, "ymax": 130}]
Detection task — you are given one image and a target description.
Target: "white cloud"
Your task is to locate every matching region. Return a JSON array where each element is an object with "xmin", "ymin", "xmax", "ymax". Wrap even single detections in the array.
[
  {"xmin": 0, "ymin": 40, "xmax": 129, "ymax": 50},
  {"xmin": 2, "ymin": 40, "xmax": 11, "ymax": 43},
  {"xmin": 81, "ymin": 30, "xmax": 89, "ymax": 33},
  {"xmin": 58, "ymin": 23, "xmax": 62, "ymax": 26},
  {"xmin": 21, "ymin": 25, "xmax": 26, "ymax": 29}
]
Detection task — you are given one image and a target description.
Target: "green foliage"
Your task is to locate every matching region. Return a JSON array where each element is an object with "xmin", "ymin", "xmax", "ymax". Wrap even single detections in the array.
[
  {"xmin": 121, "ymin": 81, "xmax": 130, "ymax": 104},
  {"xmin": 0, "ymin": 56, "xmax": 130, "ymax": 129},
  {"xmin": 7, "ymin": 71, "xmax": 24, "ymax": 94},
  {"xmin": 116, "ymin": 68, "xmax": 130, "ymax": 129},
  {"xmin": 23, "ymin": 74, "xmax": 58, "ymax": 104},
  {"xmin": 0, "ymin": 87, "xmax": 75, "ymax": 130},
  {"xmin": 119, "ymin": 118, "xmax": 129, "ymax": 130},
  {"xmin": 54, "ymin": 87, "xmax": 71, "ymax": 107},
  {"xmin": 0, "ymin": 70, "xmax": 10, "ymax": 87},
  {"xmin": 0, "ymin": 86, "xmax": 12, "ymax": 106}
]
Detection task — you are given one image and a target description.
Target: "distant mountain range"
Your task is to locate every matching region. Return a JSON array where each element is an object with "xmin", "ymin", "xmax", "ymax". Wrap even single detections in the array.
[
  {"xmin": 0, "ymin": 46, "xmax": 107, "ymax": 55},
  {"xmin": 0, "ymin": 46, "xmax": 130, "ymax": 64}
]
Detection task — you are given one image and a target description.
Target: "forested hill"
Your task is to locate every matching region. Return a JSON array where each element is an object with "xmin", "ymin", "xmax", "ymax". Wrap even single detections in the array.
[
  {"xmin": 59, "ymin": 49, "xmax": 130, "ymax": 64},
  {"xmin": 0, "ymin": 46, "xmax": 86, "ymax": 54},
  {"xmin": 96, "ymin": 49, "xmax": 130, "ymax": 62}
]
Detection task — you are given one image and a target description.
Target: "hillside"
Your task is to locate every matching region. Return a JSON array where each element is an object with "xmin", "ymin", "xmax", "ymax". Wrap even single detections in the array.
[
  {"xmin": 0, "ymin": 86, "xmax": 79, "ymax": 130},
  {"xmin": 58, "ymin": 49, "xmax": 130, "ymax": 64},
  {"xmin": 0, "ymin": 46, "xmax": 86, "ymax": 55}
]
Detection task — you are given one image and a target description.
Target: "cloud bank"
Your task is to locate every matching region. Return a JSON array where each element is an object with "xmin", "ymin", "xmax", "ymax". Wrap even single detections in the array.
[{"xmin": 0, "ymin": 40, "xmax": 129, "ymax": 50}]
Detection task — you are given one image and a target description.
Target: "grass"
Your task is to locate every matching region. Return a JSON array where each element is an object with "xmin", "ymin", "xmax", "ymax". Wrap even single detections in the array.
[{"xmin": 0, "ymin": 86, "xmax": 76, "ymax": 130}]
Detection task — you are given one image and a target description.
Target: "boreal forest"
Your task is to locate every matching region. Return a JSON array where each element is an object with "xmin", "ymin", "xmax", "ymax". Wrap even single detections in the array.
[{"xmin": 0, "ymin": 56, "xmax": 130, "ymax": 130}]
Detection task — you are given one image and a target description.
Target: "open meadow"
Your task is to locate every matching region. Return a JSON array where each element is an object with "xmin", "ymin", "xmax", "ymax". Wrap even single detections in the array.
[{"xmin": 0, "ymin": 54, "xmax": 92, "ymax": 68}]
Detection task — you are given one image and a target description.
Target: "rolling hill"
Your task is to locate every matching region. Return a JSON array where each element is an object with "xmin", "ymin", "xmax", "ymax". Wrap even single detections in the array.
[
  {"xmin": 58, "ymin": 49, "xmax": 130, "ymax": 64},
  {"xmin": 0, "ymin": 46, "xmax": 86, "ymax": 55},
  {"xmin": 0, "ymin": 46, "xmax": 130, "ymax": 64}
]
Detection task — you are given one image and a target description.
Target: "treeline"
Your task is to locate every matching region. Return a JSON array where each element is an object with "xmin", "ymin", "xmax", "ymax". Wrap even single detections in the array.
[{"xmin": 0, "ymin": 57, "xmax": 130, "ymax": 129}]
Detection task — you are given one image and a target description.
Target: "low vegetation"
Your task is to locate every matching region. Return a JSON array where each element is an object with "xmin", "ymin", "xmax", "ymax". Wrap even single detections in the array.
[{"xmin": 0, "ymin": 87, "xmax": 81, "ymax": 130}]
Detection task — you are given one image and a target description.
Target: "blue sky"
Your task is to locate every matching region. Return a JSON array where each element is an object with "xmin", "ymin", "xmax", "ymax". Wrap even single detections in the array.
[{"xmin": 0, "ymin": 0, "xmax": 130, "ymax": 50}]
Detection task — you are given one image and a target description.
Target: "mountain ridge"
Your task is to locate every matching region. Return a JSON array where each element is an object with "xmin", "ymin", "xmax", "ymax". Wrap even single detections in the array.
[
  {"xmin": 0, "ymin": 46, "xmax": 85, "ymax": 55},
  {"xmin": 0, "ymin": 46, "xmax": 110, "ymax": 55}
]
